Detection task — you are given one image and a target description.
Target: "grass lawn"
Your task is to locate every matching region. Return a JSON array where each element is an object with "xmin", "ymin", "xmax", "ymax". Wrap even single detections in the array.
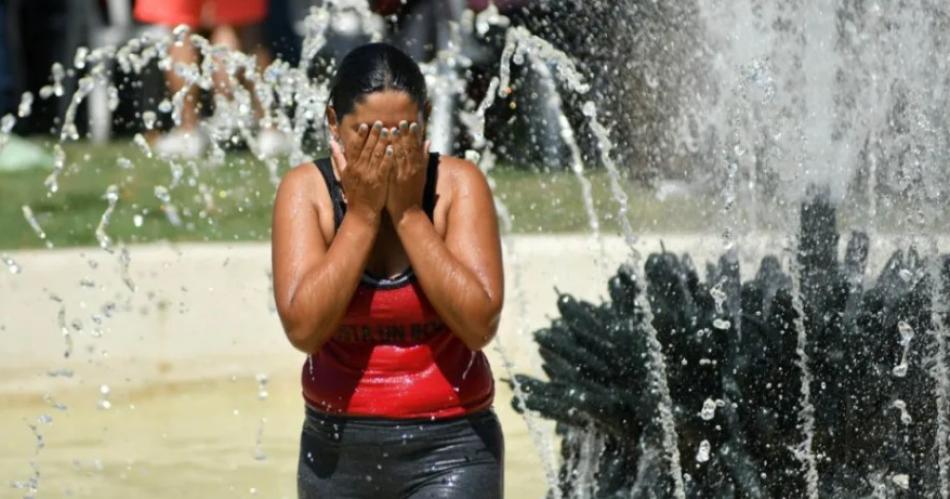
[{"xmin": 0, "ymin": 140, "xmax": 720, "ymax": 251}]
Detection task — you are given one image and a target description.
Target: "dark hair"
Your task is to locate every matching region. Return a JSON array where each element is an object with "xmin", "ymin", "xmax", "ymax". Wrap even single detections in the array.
[{"xmin": 328, "ymin": 43, "xmax": 428, "ymax": 118}]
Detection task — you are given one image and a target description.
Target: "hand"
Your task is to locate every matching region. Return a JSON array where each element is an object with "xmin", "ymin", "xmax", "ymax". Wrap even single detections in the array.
[
  {"xmin": 330, "ymin": 121, "xmax": 394, "ymax": 224},
  {"xmin": 386, "ymin": 121, "xmax": 430, "ymax": 221}
]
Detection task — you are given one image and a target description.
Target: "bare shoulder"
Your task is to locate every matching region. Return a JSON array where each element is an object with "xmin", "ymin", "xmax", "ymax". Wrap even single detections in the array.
[
  {"xmin": 276, "ymin": 162, "xmax": 322, "ymax": 198},
  {"xmin": 275, "ymin": 162, "xmax": 337, "ymax": 213},
  {"xmin": 273, "ymin": 162, "xmax": 336, "ymax": 244},
  {"xmin": 437, "ymin": 155, "xmax": 491, "ymax": 197}
]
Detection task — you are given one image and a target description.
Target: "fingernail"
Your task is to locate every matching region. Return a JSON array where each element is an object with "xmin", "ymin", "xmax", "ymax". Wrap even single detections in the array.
[
  {"xmin": 380, "ymin": 129, "xmax": 389, "ymax": 139},
  {"xmin": 373, "ymin": 121, "xmax": 383, "ymax": 131},
  {"xmin": 385, "ymin": 145, "xmax": 393, "ymax": 156},
  {"xmin": 399, "ymin": 121, "xmax": 409, "ymax": 131},
  {"xmin": 392, "ymin": 126, "xmax": 400, "ymax": 137},
  {"xmin": 358, "ymin": 123, "xmax": 368, "ymax": 133}
]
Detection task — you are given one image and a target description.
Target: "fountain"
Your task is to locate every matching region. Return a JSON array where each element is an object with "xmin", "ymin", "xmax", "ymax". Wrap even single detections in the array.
[
  {"xmin": 2, "ymin": 0, "xmax": 950, "ymax": 498},
  {"xmin": 504, "ymin": 0, "xmax": 950, "ymax": 497},
  {"xmin": 513, "ymin": 191, "xmax": 950, "ymax": 497}
]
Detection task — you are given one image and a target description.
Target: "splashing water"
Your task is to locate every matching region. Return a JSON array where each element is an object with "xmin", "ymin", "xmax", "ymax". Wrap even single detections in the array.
[
  {"xmin": 21, "ymin": 205, "xmax": 53, "ymax": 249},
  {"xmin": 95, "ymin": 185, "xmax": 120, "ymax": 252},
  {"xmin": 2, "ymin": 254, "xmax": 22, "ymax": 274},
  {"xmin": 786, "ymin": 236, "xmax": 820, "ymax": 499},
  {"xmin": 253, "ymin": 417, "xmax": 268, "ymax": 462},
  {"xmin": 255, "ymin": 373, "xmax": 269, "ymax": 401},
  {"xmin": 7, "ymin": 1, "xmax": 950, "ymax": 497},
  {"xmin": 97, "ymin": 384, "xmax": 112, "ymax": 410},
  {"xmin": 495, "ymin": 24, "xmax": 686, "ymax": 499}
]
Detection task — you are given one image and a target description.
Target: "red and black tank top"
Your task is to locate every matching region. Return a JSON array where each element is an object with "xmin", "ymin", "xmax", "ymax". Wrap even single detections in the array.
[{"xmin": 302, "ymin": 153, "xmax": 495, "ymax": 419}]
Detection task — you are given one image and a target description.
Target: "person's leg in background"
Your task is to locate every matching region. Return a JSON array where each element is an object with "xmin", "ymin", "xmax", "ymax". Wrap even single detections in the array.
[
  {"xmin": 207, "ymin": 22, "xmax": 270, "ymax": 119},
  {"xmin": 134, "ymin": 0, "xmax": 207, "ymax": 157},
  {"xmin": 207, "ymin": 0, "xmax": 270, "ymax": 101},
  {"xmin": 167, "ymin": 0, "xmax": 287, "ymax": 157},
  {"xmin": 206, "ymin": 0, "xmax": 290, "ymax": 157},
  {"xmin": 166, "ymin": 35, "xmax": 202, "ymax": 132},
  {"xmin": 232, "ymin": 22, "xmax": 292, "ymax": 157}
]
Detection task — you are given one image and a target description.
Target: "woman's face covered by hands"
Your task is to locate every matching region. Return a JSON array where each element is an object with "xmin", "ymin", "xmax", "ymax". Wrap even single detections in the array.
[{"xmin": 328, "ymin": 90, "xmax": 425, "ymax": 159}]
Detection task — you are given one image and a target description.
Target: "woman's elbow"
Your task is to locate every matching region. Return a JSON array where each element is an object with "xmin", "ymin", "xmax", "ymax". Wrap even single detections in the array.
[
  {"xmin": 462, "ymin": 309, "xmax": 502, "ymax": 352},
  {"xmin": 279, "ymin": 312, "xmax": 325, "ymax": 354},
  {"xmin": 286, "ymin": 328, "xmax": 318, "ymax": 354},
  {"xmin": 461, "ymin": 333, "xmax": 493, "ymax": 352}
]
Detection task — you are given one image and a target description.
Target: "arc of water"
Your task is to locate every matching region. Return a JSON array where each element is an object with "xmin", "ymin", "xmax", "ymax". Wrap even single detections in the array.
[
  {"xmin": 456, "ymin": 67, "xmax": 563, "ymax": 487},
  {"xmin": 457, "ymin": 25, "xmax": 570, "ymax": 499},
  {"xmin": 491, "ymin": 25, "xmax": 686, "ymax": 499},
  {"xmin": 527, "ymin": 56, "xmax": 607, "ymax": 272},
  {"xmin": 585, "ymin": 102, "xmax": 686, "ymax": 499},
  {"xmin": 787, "ymin": 234, "xmax": 820, "ymax": 499},
  {"xmin": 21, "ymin": 205, "xmax": 53, "ymax": 249},
  {"xmin": 94, "ymin": 185, "xmax": 120, "ymax": 253}
]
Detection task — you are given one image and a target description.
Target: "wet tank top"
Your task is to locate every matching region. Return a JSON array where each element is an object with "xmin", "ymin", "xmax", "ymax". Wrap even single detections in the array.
[{"xmin": 301, "ymin": 153, "xmax": 495, "ymax": 419}]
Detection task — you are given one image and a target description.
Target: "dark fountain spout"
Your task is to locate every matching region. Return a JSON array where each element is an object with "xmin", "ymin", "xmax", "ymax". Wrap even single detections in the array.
[{"xmin": 512, "ymin": 188, "xmax": 950, "ymax": 498}]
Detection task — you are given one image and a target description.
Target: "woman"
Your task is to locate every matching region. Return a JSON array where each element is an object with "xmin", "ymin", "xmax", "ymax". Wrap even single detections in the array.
[{"xmin": 271, "ymin": 43, "xmax": 505, "ymax": 498}]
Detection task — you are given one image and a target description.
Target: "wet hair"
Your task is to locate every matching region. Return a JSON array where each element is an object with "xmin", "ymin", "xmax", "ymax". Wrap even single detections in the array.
[{"xmin": 328, "ymin": 43, "xmax": 428, "ymax": 118}]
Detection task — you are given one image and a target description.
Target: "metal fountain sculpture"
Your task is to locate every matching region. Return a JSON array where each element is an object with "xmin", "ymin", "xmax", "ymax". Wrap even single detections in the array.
[{"xmin": 513, "ymin": 190, "xmax": 950, "ymax": 498}]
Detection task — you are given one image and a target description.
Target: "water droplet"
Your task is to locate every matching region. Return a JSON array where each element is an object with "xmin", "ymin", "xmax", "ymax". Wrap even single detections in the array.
[
  {"xmin": 21, "ymin": 205, "xmax": 51, "ymax": 247},
  {"xmin": 17, "ymin": 92, "xmax": 33, "ymax": 118},
  {"xmin": 1, "ymin": 113, "xmax": 15, "ymax": 134},
  {"xmin": 2, "ymin": 254, "xmax": 21, "ymax": 274},
  {"xmin": 134, "ymin": 133, "xmax": 152, "ymax": 158},
  {"xmin": 256, "ymin": 373, "xmax": 269, "ymax": 400},
  {"xmin": 892, "ymin": 474, "xmax": 910, "ymax": 490},
  {"xmin": 897, "ymin": 321, "xmax": 915, "ymax": 344},
  {"xmin": 142, "ymin": 111, "xmax": 157, "ymax": 130},
  {"xmin": 154, "ymin": 186, "xmax": 171, "ymax": 204},
  {"xmin": 74, "ymin": 46, "xmax": 89, "ymax": 69},
  {"xmin": 46, "ymin": 368, "xmax": 74, "ymax": 378},
  {"xmin": 695, "ymin": 440, "xmax": 711, "ymax": 463},
  {"xmin": 116, "ymin": 157, "xmax": 134, "ymax": 170},
  {"xmin": 712, "ymin": 318, "xmax": 731, "ymax": 330},
  {"xmin": 891, "ymin": 400, "xmax": 912, "ymax": 424},
  {"xmin": 107, "ymin": 86, "xmax": 119, "ymax": 111},
  {"xmin": 582, "ymin": 101, "xmax": 596, "ymax": 118},
  {"xmin": 700, "ymin": 398, "xmax": 717, "ymax": 420}
]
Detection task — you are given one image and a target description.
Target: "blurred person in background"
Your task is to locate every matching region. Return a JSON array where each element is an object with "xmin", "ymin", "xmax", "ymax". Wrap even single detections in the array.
[
  {"xmin": 0, "ymin": 2, "xmax": 13, "ymax": 116},
  {"xmin": 135, "ymin": 0, "xmax": 289, "ymax": 158}
]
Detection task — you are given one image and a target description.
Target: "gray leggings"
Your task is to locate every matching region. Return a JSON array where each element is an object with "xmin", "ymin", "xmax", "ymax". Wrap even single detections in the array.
[{"xmin": 297, "ymin": 405, "xmax": 504, "ymax": 498}]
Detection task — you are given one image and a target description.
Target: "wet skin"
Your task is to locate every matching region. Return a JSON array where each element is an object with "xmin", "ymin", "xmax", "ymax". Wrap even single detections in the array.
[{"xmin": 271, "ymin": 90, "xmax": 504, "ymax": 354}]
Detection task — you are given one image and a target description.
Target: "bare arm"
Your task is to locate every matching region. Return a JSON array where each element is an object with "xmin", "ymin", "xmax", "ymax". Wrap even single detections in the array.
[
  {"xmin": 390, "ymin": 155, "xmax": 504, "ymax": 351},
  {"xmin": 272, "ymin": 122, "xmax": 392, "ymax": 353}
]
